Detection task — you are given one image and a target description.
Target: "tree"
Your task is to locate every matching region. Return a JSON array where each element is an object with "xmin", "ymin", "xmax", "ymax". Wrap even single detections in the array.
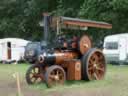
[
  {"xmin": 78, "ymin": 0, "xmax": 128, "ymax": 44},
  {"xmin": 0, "ymin": 0, "xmax": 57, "ymax": 40},
  {"xmin": 0, "ymin": 0, "xmax": 128, "ymax": 43}
]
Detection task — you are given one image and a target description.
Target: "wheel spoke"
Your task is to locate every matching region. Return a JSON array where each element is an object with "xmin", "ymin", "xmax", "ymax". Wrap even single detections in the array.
[
  {"xmin": 88, "ymin": 66, "xmax": 94, "ymax": 71},
  {"xmin": 31, "ymin": 69, "xmax": 35, "ymax": 73},
  {"xmin": 89, "ymin": 59, "xmax": 94, "ymax": 66},
  {"xmin": 98, "ymin": 54, "xmax": 104, "ymax": 61},
  {"xmin": 89, "ymin": 71, "xmax": 95, "ymax": 80},
  {"xmin": 49, "ymin": 75, "xmax": 55, "ymax": 79},
  {"xmin": 58, "ymin": 73, "xmax": 64, "ymax": 79},
  {"xmin": 35, "ymin": 78, "xmax": 42, "ymax": 83},
  {"xmin": 51, "ymin": 71, "xmax": 55, "ymax": 75},
  {"xmin": 96, "ymin": 67, "xmax": 104, "ymax": 72},
  {"xmin": 34, "ymin": 78, "xmax": 39, "ymax": 83},
  {"xmin": 29, "ymin": 73, "xmax": 34, "ymax": 78},
  {"xmin": 93, "ymin": 54, "xmax": 98, "ymax": 60},
  {"xmin": 30, "ymin": 76, "xmax": 34, "ymax": 80},
  {"xmin": 35, "ymin": 67, "xmax": 39, "ymax": 73},
  {"xmin": 93, "ymin": 72, "xmax": 99, "ymax": 80},
  {"xmin": 56, "ymin": 70, "xmax": 59, "ymax": 76},
  {"xmin": 31, "ymin": 77, "xmax": 36, "ymax": 82},
  {"xmin": 94, "ymin": 54, "xmax": 100, "ymax": 64}
]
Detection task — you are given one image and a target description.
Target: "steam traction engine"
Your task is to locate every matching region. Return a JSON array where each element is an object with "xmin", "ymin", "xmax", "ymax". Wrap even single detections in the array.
[{"xmin": 25, "ymin": 14, "xmax": 112, "ymax": 87}]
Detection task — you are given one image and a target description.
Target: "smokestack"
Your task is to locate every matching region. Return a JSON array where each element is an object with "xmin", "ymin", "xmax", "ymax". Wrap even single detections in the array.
[{"xmin": 43, "ymin": 13, "xmax": 50, "ymax": 46}]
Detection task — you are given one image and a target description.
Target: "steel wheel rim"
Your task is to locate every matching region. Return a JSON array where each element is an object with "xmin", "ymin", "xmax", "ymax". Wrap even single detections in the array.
[
  {"xmin": 29, "ymin": 66, "xmax": 43, "ymax": 84},
  {"xmin": 87, "ymin": 51, "xmax": 106, "ymax": 80},
  {"xmin": 48, "ymin": 68, "xmax": 65, "ymax": 87}
]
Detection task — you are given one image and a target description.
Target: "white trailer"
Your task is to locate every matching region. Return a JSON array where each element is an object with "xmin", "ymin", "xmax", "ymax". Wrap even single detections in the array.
[
  {"xmin": 0, "ymin": 38, "xmax": 30, "ymax": 63},
  {"xmin": 103, "ymin": 33, "xmax": 128, "ymax": 64}
]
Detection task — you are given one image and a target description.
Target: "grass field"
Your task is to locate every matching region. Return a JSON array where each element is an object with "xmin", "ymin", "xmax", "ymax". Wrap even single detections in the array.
[{"xmin": 0, "ymin": 64, "xmax": 128, "ymax": 96}]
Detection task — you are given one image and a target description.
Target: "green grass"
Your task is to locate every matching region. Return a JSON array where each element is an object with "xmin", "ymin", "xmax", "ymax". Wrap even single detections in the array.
[{"xmin": 0, "ymin": 64, "xmax": 128, "ymax": 96}]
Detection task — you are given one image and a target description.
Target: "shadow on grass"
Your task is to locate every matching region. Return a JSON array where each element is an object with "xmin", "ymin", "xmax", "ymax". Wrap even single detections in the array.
[
  {"xmin": 65, "ymin": 80, "xmax": 89, "ymax": 86},
  {"xmin": 28, "ymin": 80, "xmax": 92, "ymax": 92}
]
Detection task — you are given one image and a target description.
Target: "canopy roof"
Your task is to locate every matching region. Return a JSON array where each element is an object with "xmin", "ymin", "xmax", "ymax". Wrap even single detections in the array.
[{"xmin": 61, "ymin": 17, "xmax": 112, "ymax": 29}]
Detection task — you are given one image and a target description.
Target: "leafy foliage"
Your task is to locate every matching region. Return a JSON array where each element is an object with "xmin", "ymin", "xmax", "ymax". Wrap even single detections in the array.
[{"xmin": 0, "ymin": 0, "xmax": 128, "ymax": 43}]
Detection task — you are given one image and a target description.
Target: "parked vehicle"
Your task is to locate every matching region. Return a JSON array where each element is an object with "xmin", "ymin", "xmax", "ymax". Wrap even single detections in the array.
[
  {"xmin": 25, "ymin": 13, "xmax": 112, "ymax": 88},
  {"xmin": 0, "ymin": 38, "xmax": 30, "ymax": 63},
  {"xmin": 24, "ymin": 41, "xmax": 46, "ymax": 63},
  {"xmin": 103, "ymin": 33, "xmax": 128, "ymax": 64}
]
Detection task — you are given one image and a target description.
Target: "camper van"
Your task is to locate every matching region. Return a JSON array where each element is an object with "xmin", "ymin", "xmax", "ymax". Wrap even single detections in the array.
[
  {"xmin": 103, "ymin": 33, "xmax": 128, "ymax": 64},
  {"xmin": 0, "ymin": 38, "xmax": 30, "ymax": 63}
]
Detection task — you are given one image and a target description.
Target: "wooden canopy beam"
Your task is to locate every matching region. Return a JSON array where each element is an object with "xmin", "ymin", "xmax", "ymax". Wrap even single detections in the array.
[{"xmin": 61, "ymin": 17, "xmax": 112, "ymax": 29}]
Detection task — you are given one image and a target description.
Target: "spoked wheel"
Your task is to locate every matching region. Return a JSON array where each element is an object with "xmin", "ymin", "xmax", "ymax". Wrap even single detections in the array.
[
  {"xmin": 82, "ymin": 48, "xmax": 106, "ymax": 81},
  {"xmin": 79, "ymin": 35, "xmax": 92, "ymax": 55},
  {"xmin": 26, "ymin": 64, "xmax": 44, "ymax": 84},
  {"xmin": 45, "ymin": 65, "xmax": 66, "ymax": 88}
]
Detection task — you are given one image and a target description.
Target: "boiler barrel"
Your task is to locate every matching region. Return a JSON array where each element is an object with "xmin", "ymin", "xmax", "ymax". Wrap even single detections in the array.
[{"xmin": 38, "ymin": 50, "xmax": 79, "ymax": 65}]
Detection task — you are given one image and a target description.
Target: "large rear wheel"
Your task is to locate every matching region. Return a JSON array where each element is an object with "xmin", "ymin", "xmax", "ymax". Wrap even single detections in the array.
[{"xmin": 82, "ymin": 48, "xmax": 106, "ymax": 80}]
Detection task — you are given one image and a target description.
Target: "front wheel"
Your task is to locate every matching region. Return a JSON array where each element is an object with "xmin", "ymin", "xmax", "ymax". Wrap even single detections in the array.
[
  {"xmin": 45, "ymin": 65, "xmax": 66, "ymax": 88},
  {"xmin": 26, "ymin": 64, "xmax": 44, "ymax": 84}
]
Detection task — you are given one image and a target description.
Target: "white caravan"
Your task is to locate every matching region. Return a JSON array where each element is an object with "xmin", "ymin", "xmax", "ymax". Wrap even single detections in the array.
[
  {"xmin": 0, "ymin": 38, "xmax": 30, "ymax": 63},
  {"xmin": 103, "ymin": 33, "xmax": 128, "ymax": 64}
]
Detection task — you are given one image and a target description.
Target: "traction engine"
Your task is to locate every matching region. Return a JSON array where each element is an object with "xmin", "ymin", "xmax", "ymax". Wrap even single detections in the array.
[{"xmin": 25, "ymin": 14, "xmax": 112, "ymax": 87}]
